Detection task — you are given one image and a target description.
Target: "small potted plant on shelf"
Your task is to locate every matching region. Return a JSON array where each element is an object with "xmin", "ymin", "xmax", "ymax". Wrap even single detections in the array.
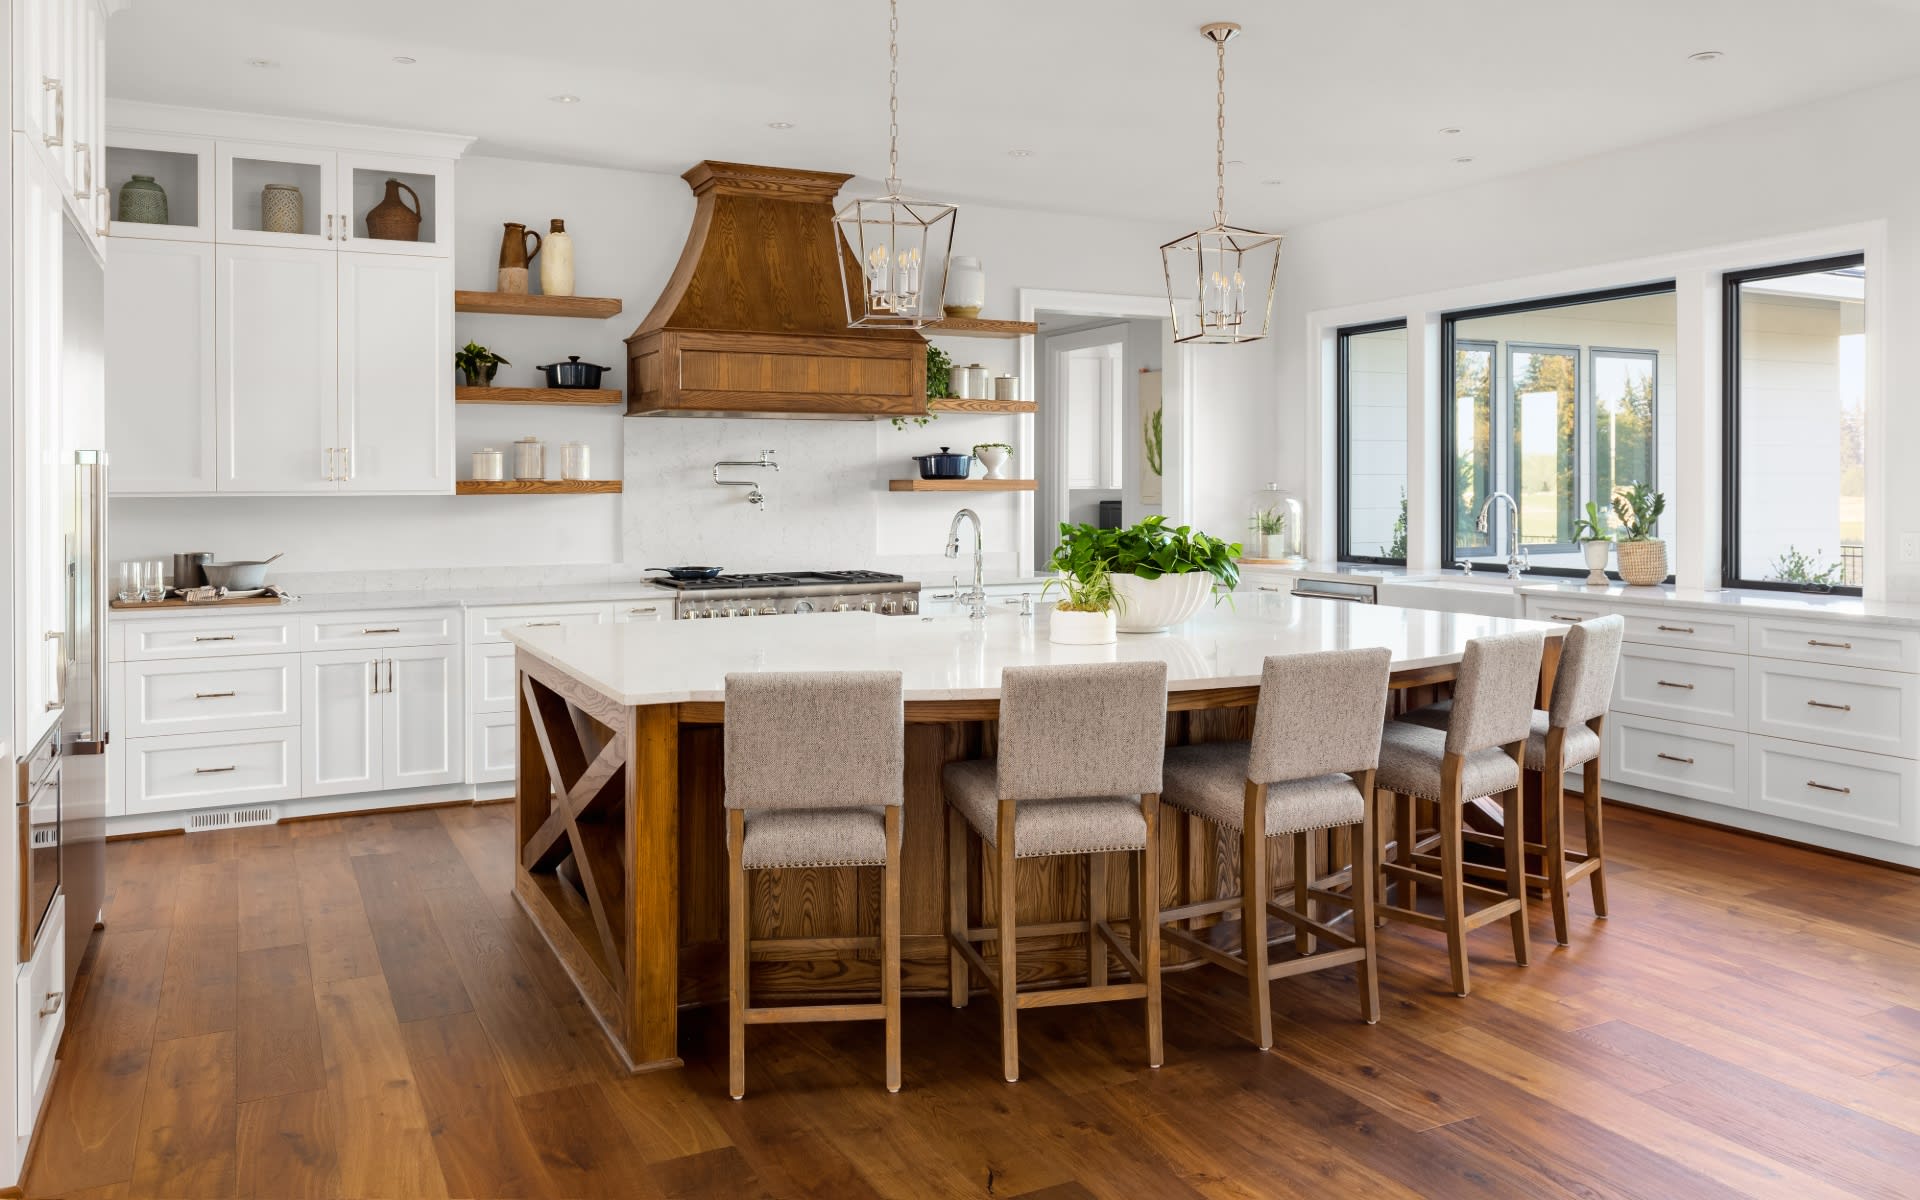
[
  {"xmin": 1051, "ymin": 515, "xmax": 1241, "ymax": 633},
  {"xmin": 1610, "ymin": 481, "xmax": 1668, "ymax": 586},
  {"xmin": 972, "ymin": 442, "xmax": 1013, "ymax": 480},
  {"xmin": 455, "ymin": 341, "xmax": 510, "ymax": 388},
  {"xmin": 1043, "ymin": 561, "xmax": 1118, "ymax": 645},
  {"xmin": 1572, "ymin": 500, "xmax": 1613, "ymax": 587}
]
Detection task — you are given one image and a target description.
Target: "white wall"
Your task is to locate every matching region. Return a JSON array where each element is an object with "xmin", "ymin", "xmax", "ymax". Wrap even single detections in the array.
[
  {"xmin": 1274, "ymin": 74, "xmax": 1919, "ymax": 598},
  {"xmin": 112, "ymin": 154, "xmax": 1266, "ymax": 585}
]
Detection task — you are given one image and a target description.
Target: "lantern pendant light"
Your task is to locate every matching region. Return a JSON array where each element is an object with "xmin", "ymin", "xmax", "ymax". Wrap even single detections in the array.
[
  {"xmin": 835, "ymin": 0, "xmax": 957, "ymax": 330},
  {"xmin": 1161, "ymin": 22, "xmax": 1282, "ymax": 345}
]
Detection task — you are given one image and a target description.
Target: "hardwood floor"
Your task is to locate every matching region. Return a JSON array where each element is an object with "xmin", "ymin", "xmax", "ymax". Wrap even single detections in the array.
[{"xmin": 23, "ymin": 799, "xmax": 1920, "ymax": 1199}]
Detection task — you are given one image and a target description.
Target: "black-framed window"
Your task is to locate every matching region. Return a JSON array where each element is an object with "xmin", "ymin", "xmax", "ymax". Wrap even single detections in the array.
[
  {"xmin": 1723, "ymin": 254, "xmax": 1867, "ymax": 594},
  {"xmin": 1336, "ymin": 320, "xmax": 1409, "ymax": 563},
  {"xmin": 1441, "ymin": 282, "xmax": 1676, "ymax": 576}
]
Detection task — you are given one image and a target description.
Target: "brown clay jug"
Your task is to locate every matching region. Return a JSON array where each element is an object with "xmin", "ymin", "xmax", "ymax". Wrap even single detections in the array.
[
  {"xmin": 365, "ymin": 179, "xmax": 422, "ymax": 242},
  {"xmin": 497, "ymin": 222, "xmax": 543, "ymax": 294}
]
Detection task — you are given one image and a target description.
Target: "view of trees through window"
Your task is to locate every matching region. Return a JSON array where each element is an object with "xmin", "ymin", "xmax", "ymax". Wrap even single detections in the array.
[{"xmin": 1337, "ymin": 322, "xmax": 1409, "ymax": 561}]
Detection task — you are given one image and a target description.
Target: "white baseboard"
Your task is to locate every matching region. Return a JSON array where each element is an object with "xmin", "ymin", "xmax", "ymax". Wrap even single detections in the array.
[{"xmin": 105, "ymin": 783, "xmax": 478, "ymax": 838}]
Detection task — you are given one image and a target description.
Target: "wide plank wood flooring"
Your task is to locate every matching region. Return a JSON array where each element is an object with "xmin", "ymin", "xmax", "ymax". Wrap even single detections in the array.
[{"xmin": 24, "ymin": 799, "xmax": 1920, "ymax": 1198}]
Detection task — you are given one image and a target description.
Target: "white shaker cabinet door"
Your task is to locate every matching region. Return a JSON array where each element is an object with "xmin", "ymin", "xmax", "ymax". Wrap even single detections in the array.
[
  {"xmin": 338, "ymin": 252, "xmax": 453, "ymax": 493},
  {"xmin": 216, "ymin": 244, "xmax": 339, "ymax": 493},
  {"xmin": 301, "ymin": 650, "xmax": 380, "ymax": 797},
  {"xmin": 107, "ymin": 239, "xmax": 216, "ymax": 493},
  {"xmin": 382, "ymin": 645, "xmax": 462, "ymax": 791},
  {"xmin": 14, "ymin": 137, "xmax": 67, "ymax": 751}
]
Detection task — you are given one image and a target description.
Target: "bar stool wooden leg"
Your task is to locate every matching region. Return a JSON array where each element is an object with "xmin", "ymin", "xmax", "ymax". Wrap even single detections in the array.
[
  {"xmin": 1088, "ymin": 851, "xmax": 1109, "ymax": 988},
  {"xmin": 947, "ymin": 806, "xmax": 970, "ymax": 1009},
  {"xmin": 1293, "ymin": 832, "xmax": 1315, "ymax": 954},
  {"xmin": 1501, "ymin": 756, "xmax": 1531, "ymax": 968},
  {"xmin": 996, "ymin": 798, "xmax": 1021, "ymax": 1083},
  {"xmin": 1240, "ymin": 782, "xmax": 1274, "ymax": 1050},
  {"xmin": 1394, "ymin": 792, "xmax": 1418, "ymax": 913},
  {"xmin": 883, "ymin": 806, "xmax": 903, "ymax": 1094},
  {"xmin": 1140, "ymin": 793, "xmax": 1162, "ymax": 1068},
  {"xmin": 1373, "ymin": 787, "xmax": 1390, "ymax": 926},
  {"xmin": 1439, "ymin": 766, "xmax": 1470, "ymax": 997},
  {"xmin": 1583, "ymin": 756, "xmax": 1609, "ymax": 917},
  {"xmin": 1541, "ymin": 741, "xmax": 1572, "ymax": 946},
  {"xmin": 1353, "ymin": 770, "xmax": 1381, "ymax": 1023},
  {"xmin": 727, "ymin": 809, "xmax": 749, "ymax": 1100}
]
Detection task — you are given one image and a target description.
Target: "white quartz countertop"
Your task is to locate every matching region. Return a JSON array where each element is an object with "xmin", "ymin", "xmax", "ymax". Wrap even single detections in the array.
[
  {"xmin": 505, "ymin": 598, "xmax": 1563, "ymax": 706},
  {"xmin": 109, "ymin": 583, "xmax": 676, "ymax": 620},
  {"xmin": 1512, "ymin": 580, "xmax": 1920, "ymax": 627}
]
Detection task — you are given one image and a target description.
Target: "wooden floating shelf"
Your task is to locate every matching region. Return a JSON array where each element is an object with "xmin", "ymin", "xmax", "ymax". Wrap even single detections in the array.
[
  {"xmin": 454, "ymin": 291, "xmax": 624, "ymax": 319},
  {"xmin": 888, "ymin": 478, "xmax": 1037, "ymax": 493},
  {"xmin": 456, "ymin": 387, "xmax": 623, "ymax": 406},
  {"xmin": 456, "ymin": 480, "xmax": 623, "ymax": 496},
  {"xmin": 926, "ymin": 397, "xmax": 1036, "ymax": 414},
  {"xmin": 925, "ymin": 316, "xmax": 1038, "ymax": 338}
]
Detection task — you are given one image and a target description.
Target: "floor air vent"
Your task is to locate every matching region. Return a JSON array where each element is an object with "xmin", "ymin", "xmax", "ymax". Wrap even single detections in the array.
[{"xmin": 187, "ymin": 806, "xmax": 278, "ymax": 832}]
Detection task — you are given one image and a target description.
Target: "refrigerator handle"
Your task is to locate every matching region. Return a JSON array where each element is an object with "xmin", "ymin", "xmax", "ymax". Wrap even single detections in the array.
[{"xmin": 91, "ymin": 454, "xmax": 109, "ymax": 745}]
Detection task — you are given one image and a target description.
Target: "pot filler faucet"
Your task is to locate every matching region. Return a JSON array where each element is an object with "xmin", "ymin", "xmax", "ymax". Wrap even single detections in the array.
[
  {"xmin": 713, "ymin": 450, "xmax": 778, "ymax": 509},
  {"xmin": 1476, "ymin": 490, "xmax": 1528, "ymax": 579},
  {"xmin": 945, "ymin": 508, "xmax": 987, "ymax": 620}
]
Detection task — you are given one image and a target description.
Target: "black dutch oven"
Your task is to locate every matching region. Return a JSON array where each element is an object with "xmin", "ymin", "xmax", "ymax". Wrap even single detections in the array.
[
  {"xmin": 535, "ymin": 356, "xmax": 611, "ymax": 389},
  {"xmin": 913, "ymin": 446, "xmax": 973, "ymax": 480}
]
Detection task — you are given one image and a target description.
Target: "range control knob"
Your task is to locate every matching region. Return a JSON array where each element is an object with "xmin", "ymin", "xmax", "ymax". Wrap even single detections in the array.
[
  {"xmin": 861, "ymin": 601, "xmax": 878, "ymax": 613},
  {"xmin": 879, "ymin": 599, "xmax": 898, "ymax": 615},
  {"xmin": 903, "ymin": 597, "xmax": 919, "ymax": 614},
  {"xmin": 759, "ymin": 606, "xmax": 779, "ymax": 616},
  {"xmin": 833, "ymin": 602, "xmax": 852, "ymax": 612}
]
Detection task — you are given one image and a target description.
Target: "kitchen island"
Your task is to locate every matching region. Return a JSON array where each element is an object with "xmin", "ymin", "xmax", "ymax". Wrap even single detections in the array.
[{"xmin": 506, "ymin": 600, "xmax": 1563, "ymax": 1071}]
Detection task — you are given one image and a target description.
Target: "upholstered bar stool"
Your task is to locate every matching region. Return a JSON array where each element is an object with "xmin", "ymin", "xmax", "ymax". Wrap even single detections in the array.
[
  {"xmin": 1401, "ymin": 616, "xmax": 1624, "ymax": 944},
  {"xmin": 943, "ymin": 660, "xmax": 1169, "ymax": 1083},
  {"xmin": 1374, "ymin": 630, "xmax": 1545, "ymax": 997},
  {"xmin": 724, "ymin": 670, "xmax": 905, "ymax": 1100},
  {"xmin": 1157, "ymin": 647, "xmax": 1393, "ymax": 1049}
]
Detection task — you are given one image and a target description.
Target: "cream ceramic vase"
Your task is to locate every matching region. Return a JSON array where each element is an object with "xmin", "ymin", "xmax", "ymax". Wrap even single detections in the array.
[
  {"xmin": 1111, "ymin": 571, "xmax": 1213, "ymax": 633},
  {"xmin": 943, "ymin": 256, "xmax": 985, "ymax": 318},
  {"xmin": 973, "ymin": 445, "xmax": 1010, "ymax": 479},
  {"xmin": 1048, "ymin": 606, "xmax": 1117, "ymax": 645},
  {"xmin": 1582, "ymin": 539, "xmax": 1612, "ymax": 586},
  {"xmin": 540, "ymin": 219, "xmax": 575, "ymax": 297}
]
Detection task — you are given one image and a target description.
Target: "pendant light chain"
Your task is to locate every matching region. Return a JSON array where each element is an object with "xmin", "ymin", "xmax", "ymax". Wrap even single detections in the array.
[
  {"xmin": 1213, "ymin": 32, "xmax": 1228, "ymax": 227},
  {"xmin": 885, "ymin": 0, "xmax": 902, "ymax": 196}
]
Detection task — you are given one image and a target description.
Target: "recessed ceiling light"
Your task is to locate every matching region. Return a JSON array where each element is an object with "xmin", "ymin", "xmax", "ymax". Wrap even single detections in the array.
[
  {"xmin": 1438, "ymin": 126, "xmax": 1462, "ymax": 135},
  {"xmin": 1687, "ymin": 50, "xmax": 1724, "ymax": 63},
  {"xmin": 246, "ymin": 58, "xmax": 278, "ymax": 68},
  {"xmin": 767, "ymin": 120, "xmax": 794, "ymax": 129},
  {"xmin": 391, "ymin": 56, "xmax": 417, "ymax": 65},
  {"xmin": 1452, "ymin": 155, "xmax": 1475, "ymax": 164},
  {"xmin": 550, "ymin": 94, "xmax": 582, "ymax": 104},
  {"xmin": 1007, "ymin": 148, "xmax": 1035, "ymax": 158}
]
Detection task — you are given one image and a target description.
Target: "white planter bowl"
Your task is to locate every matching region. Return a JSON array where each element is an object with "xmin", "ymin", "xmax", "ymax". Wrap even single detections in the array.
[
  {"xmin": 974, "ymin": 446, "xmax": 1010, "ymax": 479},
  {"xmin": 1048, "ymin": 606, "xmax": 1117, "ymax": 645},
  {"xmin": 1111, "ymin": 571, "xmax": 1214, "ymax": 633},
  {"xmin": 1582, "ymin": 539, "xmax": 1612, "ymax": 586}
]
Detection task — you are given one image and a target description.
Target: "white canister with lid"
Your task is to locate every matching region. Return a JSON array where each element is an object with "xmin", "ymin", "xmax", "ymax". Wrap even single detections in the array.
[
  {"xmin": 512, "ymin": 436, "xmax": 546, "ymax": 481},
  {"xmin": 992, "ymin": 374, "xmax": 1018, "ymax": 401},
  {"xmin": 953, "ymin": 364, "xmax": 991, "ymax": 400},
  {"xmin": 561, "ymin": 442, "xmax": 591, "ymax": 481},
  {"xmin": 471, "ymin": 447, "xmax": 505, "ymax": 481}
]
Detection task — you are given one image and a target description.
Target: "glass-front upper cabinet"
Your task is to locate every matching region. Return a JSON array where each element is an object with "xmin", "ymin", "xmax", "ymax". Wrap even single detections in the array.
[
  {"xmin": 105, "ymin": 130, "xmax": 215, "ymax": 241},
  {"xmin": 217, "ymin": 139, "xmax": 338, "ymax": 249},
  {"xmin": 337, "ymin": 151, "xmax": 453, "ymax": 257}
]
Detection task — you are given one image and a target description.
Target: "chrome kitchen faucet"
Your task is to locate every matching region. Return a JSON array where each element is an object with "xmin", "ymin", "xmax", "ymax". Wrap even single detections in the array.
[
  {"xmin": 945, "ymin": 508, "xmax": 988, "ymax": 619},
  {"xmin": 713, "ymin": 450, "xmax": 779, "ymax": 509}
]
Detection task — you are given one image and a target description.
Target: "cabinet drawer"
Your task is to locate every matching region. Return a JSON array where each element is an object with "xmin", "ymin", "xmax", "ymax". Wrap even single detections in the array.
[
  {"xmin": 1524, "ymin": 597, "xmax": 1615, "ymax": 625},
  {"xmin": 1749, "ymin": 617, "xmax": 1919, "ymax": 674},
  {"xmin": 125, "ymin": 728, "xmax": 299, "ymax": 814},
  {"xmin": 1613, "ymin": 645, "xmax": 1747, "ymax": 731},
  {"xmin": 1616, "ymin": 607, "xmax": 1747, "ymax": 653},
  {"xmin": 1748, "ymin": 660, "xmax": 1917, "ymax": 759},
  {"xmin": 304, "ymin": 609, "xmax": 457, "ymax": 650},
  {"xmin": 1750, "ymin": 736, "xmax": 1917, "ymax": 844},
  {"xmin": 121, "ymin": 615, "xmax": 297, "ymax": 661},
  {"xmin": 1607, "ymin": 715, "xmax": 1747, "ymax": 808},
  {"xmin": 123, "ymin": 654, "xmax": 300, "ymax": 737},
  {"xmin": 469, "ymin": 604, "xmax": 612, "ymax": 644},
  {"xmin": 471, "ymin": 711, "xmax": 517, "ymax": 784},
  {"xmin": 470, "ymin": 643, "xmax": 518, "ymax": 714},
  {"xmin": 612, "ymin": 599, "xmax": 668, "ymax": 623},
  {"xmin": 15, "ymin": 894, "xmax": 64, "ymax": 1139}
]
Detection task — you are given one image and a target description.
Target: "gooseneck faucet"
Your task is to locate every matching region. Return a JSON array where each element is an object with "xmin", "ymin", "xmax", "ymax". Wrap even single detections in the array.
[
  {"xmin": 1476, "ymin": 491, "xmax": 1528, "ymax": 580},
  {"xmin": 945, "ymin": 508, "xmax": 987, "ymax": 620}
]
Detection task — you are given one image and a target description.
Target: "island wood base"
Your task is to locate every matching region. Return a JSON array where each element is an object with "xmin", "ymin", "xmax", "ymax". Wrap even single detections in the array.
[{"xmin": 510, "ymin": 646, "xmax": 1557, "ymax": 1072}]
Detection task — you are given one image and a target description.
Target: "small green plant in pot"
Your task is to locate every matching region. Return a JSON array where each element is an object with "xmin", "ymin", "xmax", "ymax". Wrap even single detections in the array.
[
  {"xmin": 1610, "ymin": 481, "xmax": 1667, "ymax": 586},
  {"xmin": 1571, "ymin": 500, "xmax": 1613, "ymax": 586},
  {"xmin": 1050, "ymin": 515, "xmax": 1241, "ymax": 633},
  {"xmin": 454, "ymin": 341, "xmax": 509, "ymax": 387},
  {"xmin": 1044, "ymin": 562, "xmax": 1118, "ymax": 645},
  {"xmin": 972, "ymin": 442, "xmax": 1013, "ymax": 480}
]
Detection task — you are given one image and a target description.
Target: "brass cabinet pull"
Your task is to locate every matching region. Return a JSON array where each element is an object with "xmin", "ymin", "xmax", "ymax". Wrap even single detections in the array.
[
  {"xmin": 1806, "ymin": 780, "xmax": 1851, "ymax": 795},
  {"xmin": 1549, "ymin": 613, "xmax": 1588, "ymax": 623},
  {"xmin": 362, "ymin": 627, "xmax": 401, "ymax": 634},
  {"xmin": 628, "ymin": 607, "xmax": 658, "ymax": 615},
  {"xmin": 195, "ymin": 765, "xmax": 237, "ymax": 775},
  {"xmin": 1656, "ymin": 752, "xmax": 1695, "ymax": 765},
  {"xmin": 1806, "ymin": 699, "xmax": 1853, "ymax": 712},
  {"xmin": 1655, "ymin": 680, "xmax": 1696, "ymax": 690},
  {"xmin": 325, "ymin": 213, "xmax": 334, "ymax": 240},
  {"xmin": 194, "ymin": 634, "xmax": 236, "ymax": 642},
  {"xmin": 38, "ymin": 991, "xmax": 63, "ymax": 1018},
  {"xmin": 523, "ymin": 621, "xmax": 562, "ymax": 627},
  {"xmin": 1807, "ymin": 638, "xmax": 1853, "ymax": 650},
  {"xmin": 194, "ymin": 691, "xmax": 237, "ymax": 700},
  {"xmin": 1656, "ymin": 624, "xmax": 1695, "ymax": 634},
  {"xmin": 42, "ymin": 78, "xmax": 63, "ymax": 147}
]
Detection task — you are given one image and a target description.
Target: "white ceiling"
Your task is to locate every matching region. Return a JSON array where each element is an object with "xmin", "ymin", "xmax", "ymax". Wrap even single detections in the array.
[{"xmin": 108, "ymin": 0, "xmax": 1920, "ymax": 229}]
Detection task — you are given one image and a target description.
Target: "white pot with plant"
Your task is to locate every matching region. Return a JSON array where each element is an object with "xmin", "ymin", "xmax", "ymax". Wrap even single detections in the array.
[
  {"xmin": 1253, "ymin": 507, "xmax": 1286, "ymax": 558},
  {"xmin": 1572, "ymin": 500, "xmax": 1613, "ymax": 587},
  {"xmin": 1044, "ymin": 563, "xmax": 1117, "ymax": 645},
  {"xmin": 973, "ymin": 442, "xmax": 1012, "ymax": 480},
  {"xmin": 1051, "ymin": 516, "xmax": 1241, "ymax": 634},
  {"xmin": 1611, "ymin": 481, "xmax": 1667, "ymax": 586}
]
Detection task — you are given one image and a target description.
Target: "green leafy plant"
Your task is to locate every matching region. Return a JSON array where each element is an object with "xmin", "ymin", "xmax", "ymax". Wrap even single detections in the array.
[
  {"xmin": 1050, "ymin": 515, "xmax": 1242, "ymax": 592},
  {"xmin": 1610, "ymin": 481, "xmax": 1665, "ymax": 542},
  {"xmin": 1571, "ymin": 500, "xmax": 1613, "ymax": 544},
  {"xmin": 1043, "ymin": 561, "xmax": 1116, "ymax": 614},
  {"xmin": 891, "ymin": 344, "xmax": 952, "ymax": 429},
  {"xmin": 1143, "ymin": 407, "xmax": 1164, "ymax": 477},
  {"xmin": 972, "ymin": 442, "xmax": 1012, "ymax": 454},
  {"xmin": 1768, "ymin": 545, "xmax": 1845, "ymax": 588},
  {"xmin": 1254, "ymin": 507, "xmax": 1287, "ymax": 536},
  {"xmin": 454, "ymin": 341, "xmax": 509, "ymax": 386},
  {"xmin": 1386, "ymin": 490, "xmax": 1409, "ymax": 559}
]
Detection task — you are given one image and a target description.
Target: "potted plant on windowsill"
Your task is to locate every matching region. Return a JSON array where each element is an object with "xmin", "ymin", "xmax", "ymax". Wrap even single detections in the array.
[
  {"xmin": 1572, "ymin": 500, "xmax": 1613, "ymax": 587},
  {"xmin": 455, "ymin": 341, "xmax": 510, "ymax": 388},
  {"xmin": 1051, "ymin": 515, "xmax": 1241, "ymax": 633},
  {"xmin": 1044, "ymin": 562, "xmax": 1118, "ymax": 645},
  {"xmin": 1611, "ymin": 481, "xmax": 1668, "ymax": 586}
]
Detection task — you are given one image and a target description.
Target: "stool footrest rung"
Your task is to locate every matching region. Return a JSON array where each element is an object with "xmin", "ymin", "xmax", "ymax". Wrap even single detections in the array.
[{"xmin": 744, "ymin": 1002, "xmax": 886, "ymax": 1026}]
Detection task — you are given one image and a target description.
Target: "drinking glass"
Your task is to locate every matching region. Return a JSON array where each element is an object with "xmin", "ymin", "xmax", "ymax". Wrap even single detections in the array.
[
  {"xmin": 117, "ymin": 562, "xmax": 140, "ymax": 603},
  {"xmin": 143, "ymin": 560, "xmax": 166, "ymax": 602}
]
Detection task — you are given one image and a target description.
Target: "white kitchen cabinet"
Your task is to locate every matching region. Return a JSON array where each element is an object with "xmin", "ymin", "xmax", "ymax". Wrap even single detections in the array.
[
  {"xmin": 383, "ymin": 645, "xmax": 461, "ymax": 790},
  {"xmin": 216, "ymin": 139, "xmax": 338, "ymax": 249},
  {"xmin": 216, "ymin": 243, "xmax": 340, "ymax": 493},
  {"xmin": 14, "ymin": 0, "xmax": 107, "ymax": 253},
  {"xmin": 302, "ymin": 650, "xmax": 381, "ymax": 797},
  {"xmin": 338, "ymin": 252, "xmax": 453, "ymax": 493},
  {"xmin": 125, "ymin": 728, "xmax": 300, "ymax": 815},
  {"xmin": 12, "ymin": 0, "xmax": 61, "ymax": 153},
  {"xmin": 106, "ymin": 238, "xmax": 216, "ymax": 493},
  {"xmin": 15, "ymin": 895, "xmax": 65, "ymax": 1139},
  {"xmin": 13, "ymin": 136, "xmax": 68, "ymax": 752},
  {"xmin": 104, "ymin": 130, "xmax": 215, "ymax": 241},
  {"xmin": 302, "ymin": 645, "xmax": 461, "ymax": 798},
  {"xmin": 337, "ymin": 151, "xmax": 454, "ymax": 257}
]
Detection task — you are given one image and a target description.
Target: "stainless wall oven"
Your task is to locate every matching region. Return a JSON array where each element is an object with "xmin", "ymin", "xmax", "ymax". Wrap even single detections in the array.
[{"xmin": 17, "ymin": 727, "xmax": 61, "ymax": 962}]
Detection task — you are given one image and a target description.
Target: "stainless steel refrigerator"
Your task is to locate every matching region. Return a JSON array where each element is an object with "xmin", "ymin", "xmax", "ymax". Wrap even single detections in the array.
[{"xmin": 56, "ymin": 451, "xmax": 107, "ymax": 985}]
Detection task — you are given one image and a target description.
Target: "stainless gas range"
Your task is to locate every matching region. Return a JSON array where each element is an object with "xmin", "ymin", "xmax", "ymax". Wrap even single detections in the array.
[{"xmin": 649, "ymin": 570, "xmax": 921, "ymax": 619}]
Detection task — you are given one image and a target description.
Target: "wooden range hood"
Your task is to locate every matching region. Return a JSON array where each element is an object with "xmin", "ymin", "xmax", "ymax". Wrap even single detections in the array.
[{"xmin": 626, "ymin": 161, "xmax": 928, "ymax": 419}]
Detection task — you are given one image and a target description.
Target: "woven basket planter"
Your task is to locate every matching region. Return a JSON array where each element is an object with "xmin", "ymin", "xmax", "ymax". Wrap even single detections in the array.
[{"xmin": 1616, "ymin": 538, "xmax": 1668, "ymax": 586}]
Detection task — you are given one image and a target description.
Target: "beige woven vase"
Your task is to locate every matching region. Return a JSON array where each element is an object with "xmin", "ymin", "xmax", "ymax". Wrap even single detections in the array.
[{"xmin": 1616, "ymin": 539, "xmax": 1668, "ymax": 586}]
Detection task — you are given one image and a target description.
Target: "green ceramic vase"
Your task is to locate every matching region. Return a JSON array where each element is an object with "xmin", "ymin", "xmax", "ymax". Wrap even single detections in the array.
[{"xmin": 118, "ymin": 174, "xmax": 168, "ymax": 225}]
